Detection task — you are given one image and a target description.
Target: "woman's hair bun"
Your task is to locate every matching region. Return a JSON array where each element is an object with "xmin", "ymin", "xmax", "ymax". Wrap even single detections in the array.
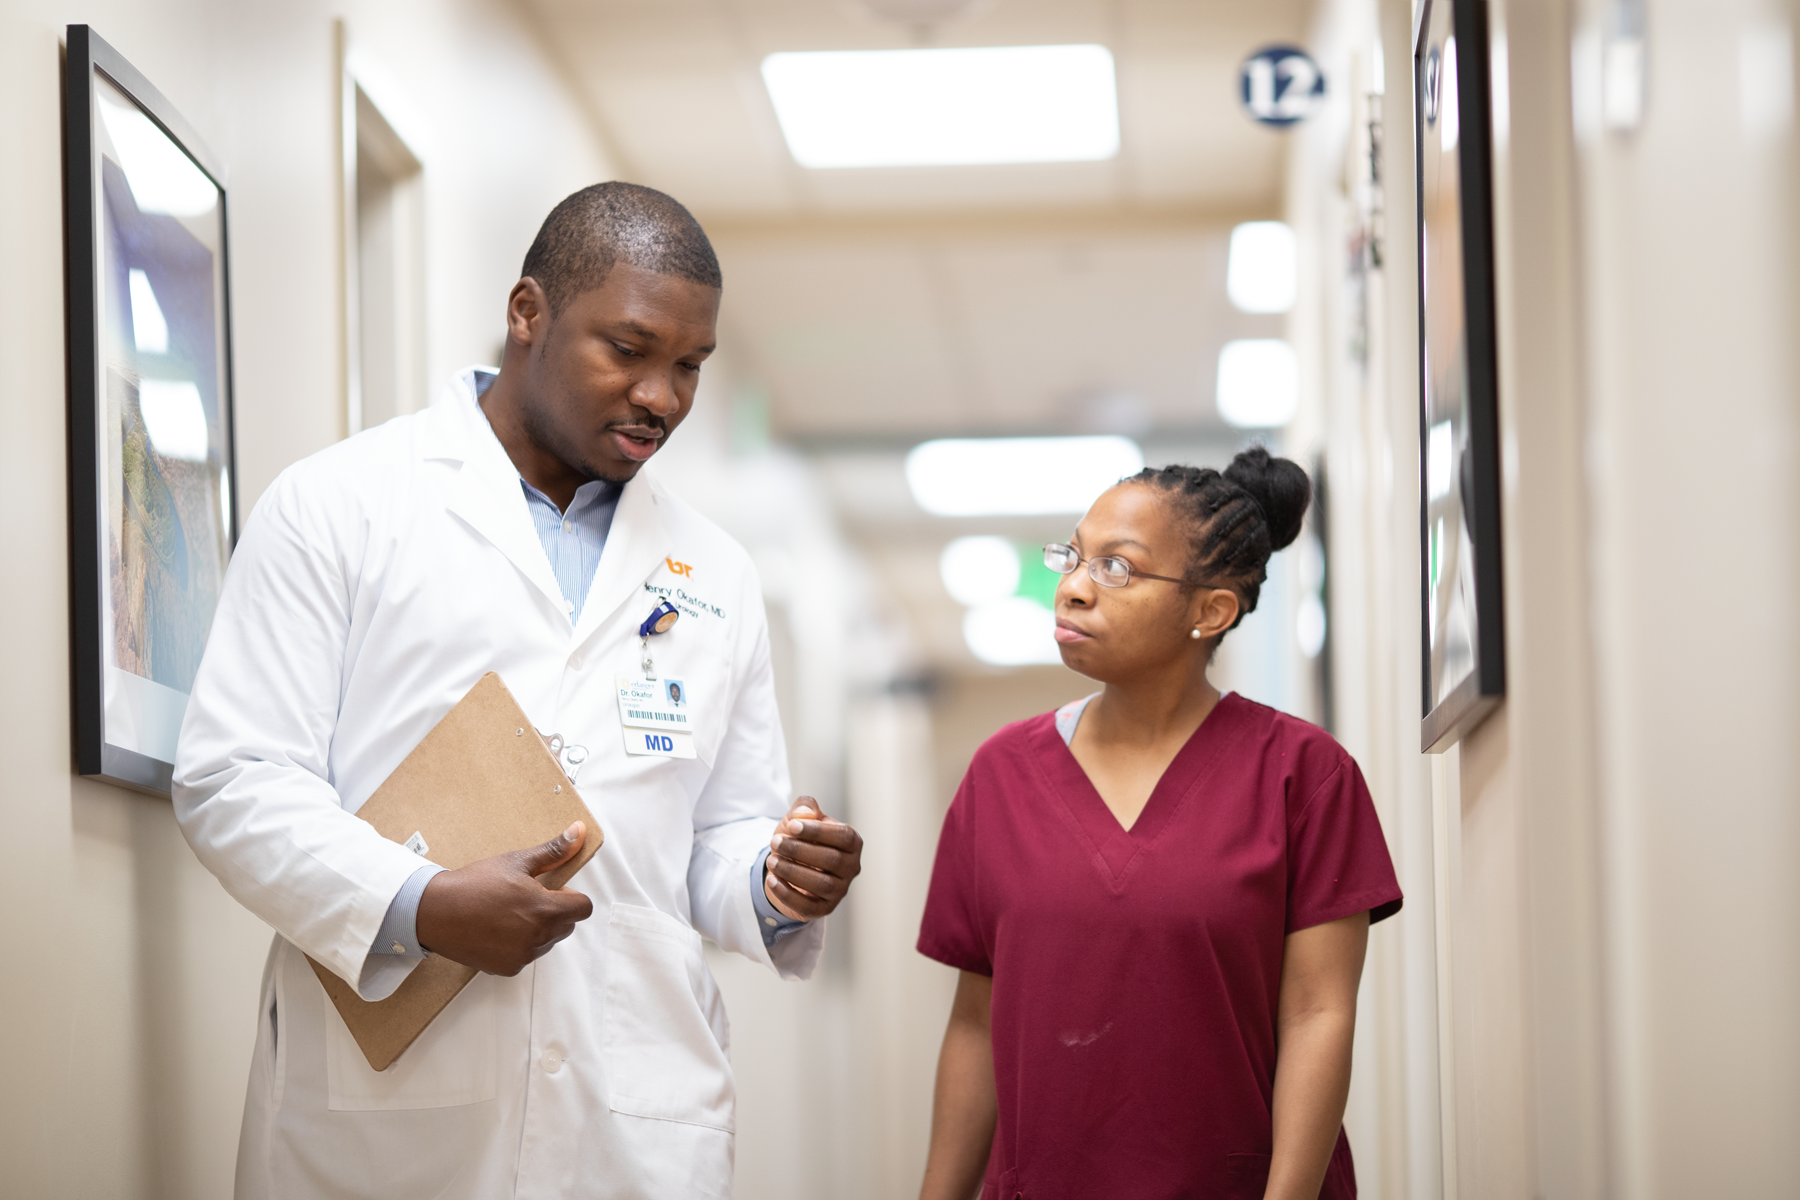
[{"xmin": 1223, "ymin": 446, "xmax": 1311, "ymax": 551}]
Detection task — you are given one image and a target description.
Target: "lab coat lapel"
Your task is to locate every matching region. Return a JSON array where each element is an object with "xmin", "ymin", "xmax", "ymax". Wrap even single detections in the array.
[
  {"xmin": 432, "ymin": 383, "xmax": 568, "ymax": 620},
  {"xmin": 572, "ymin": 473, "xmax": 669, "ymax": 645}
]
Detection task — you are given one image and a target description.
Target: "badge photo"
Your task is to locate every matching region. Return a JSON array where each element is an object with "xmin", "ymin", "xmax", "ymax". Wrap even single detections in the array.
[{"xmin": 617, "ymin": 674, "xmax": 697, "ymax": 758}]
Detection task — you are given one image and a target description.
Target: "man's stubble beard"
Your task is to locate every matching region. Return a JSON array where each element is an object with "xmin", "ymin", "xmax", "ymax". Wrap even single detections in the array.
[{"xmin": 521, "ymin": 397, "xmax": 650, "ymax": 486}]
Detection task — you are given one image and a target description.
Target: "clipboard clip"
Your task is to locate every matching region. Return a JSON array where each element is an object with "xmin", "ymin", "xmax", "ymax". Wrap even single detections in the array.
[{"xmin": 535, "ymin": 730, "xmax": 588, "ymax": 785}]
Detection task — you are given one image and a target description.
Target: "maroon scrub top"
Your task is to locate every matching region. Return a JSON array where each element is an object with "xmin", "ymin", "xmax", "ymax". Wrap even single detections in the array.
[{"xmin": 918, "ymin": 693, "xmax": 1402, "ymax": 1200}]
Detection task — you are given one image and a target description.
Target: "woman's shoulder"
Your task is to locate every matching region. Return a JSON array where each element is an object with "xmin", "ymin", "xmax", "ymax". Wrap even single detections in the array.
[
  {"xmin": 1219, "ymin": 693, "xmax": 1358, "ymax": 778},
  {"xmin": 951, "ymin": 707, "xmax": 1082, "ymax": 799},
  {"xmin": 967, "ymin": 709, "xmax": 1061, "ymax": 768}
]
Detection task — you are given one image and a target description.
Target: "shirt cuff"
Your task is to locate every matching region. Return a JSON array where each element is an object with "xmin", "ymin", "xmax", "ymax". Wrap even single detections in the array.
[
  {"xmin": 370, "ymin": 863, "xmax": 446, "ymax": 958},
  {"xmin": 355, "ymin": 863, "xmax": 445, "ymax": 1002},
  {"xmin": 751, "ymin": 845, "xmax": 808, "ymax": 948}
]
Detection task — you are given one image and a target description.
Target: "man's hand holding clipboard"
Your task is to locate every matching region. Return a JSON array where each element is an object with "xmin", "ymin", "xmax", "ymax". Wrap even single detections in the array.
[{"xmin": 418, "ymin": 820, "xmax": 595, "ymax": 976}]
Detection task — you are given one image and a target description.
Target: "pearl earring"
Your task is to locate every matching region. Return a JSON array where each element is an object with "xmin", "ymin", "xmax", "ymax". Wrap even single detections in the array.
[{"xmin": 1190, "ymin": 628, "xmax": 1203, "ymax": 640}]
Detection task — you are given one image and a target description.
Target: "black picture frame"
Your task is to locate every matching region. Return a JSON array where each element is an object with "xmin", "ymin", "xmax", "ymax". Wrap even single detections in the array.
[
  {"xmin": 1414, "ymin": 0, "xmax": 1505, "ymax": 752},
  {"xmin": 66, "ymin": 26, "xmax": 238, "ymax": 795}
]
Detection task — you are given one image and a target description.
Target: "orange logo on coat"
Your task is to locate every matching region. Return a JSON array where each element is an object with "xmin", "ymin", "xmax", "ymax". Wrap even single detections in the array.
[{"xmin": 666, "ymin": 557, "xmax": 694, "ymax": 578}]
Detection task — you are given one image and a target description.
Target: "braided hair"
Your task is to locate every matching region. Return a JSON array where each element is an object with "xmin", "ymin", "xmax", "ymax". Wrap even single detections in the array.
[{"xmin": 1126, "ymin": 447, "xmax": 1312, "ymax": 631}]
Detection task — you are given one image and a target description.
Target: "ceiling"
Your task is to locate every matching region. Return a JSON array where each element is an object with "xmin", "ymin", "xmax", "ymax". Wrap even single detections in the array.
[
  {"xmin": 516, "ymin": 0, "xmax": 1312, "ymax": 668},
  {"xmin": 519, "ymin": 0, "xmax": 1311, "ymax": 442},
  {"xmin": 521, "ymin": 0, "xmax": 1312, "ymax": 220},
  {"xmin": 707, "ymin": 214, "xmax": 1283, "ymax": 440}
]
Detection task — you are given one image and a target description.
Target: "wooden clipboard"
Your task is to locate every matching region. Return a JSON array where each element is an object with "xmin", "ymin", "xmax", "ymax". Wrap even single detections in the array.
[{"xmin": 308, "ymin": 672, "xmax": 603, "ymax": 1071}]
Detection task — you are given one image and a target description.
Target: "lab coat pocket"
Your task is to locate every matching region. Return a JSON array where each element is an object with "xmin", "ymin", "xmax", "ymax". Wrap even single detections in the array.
[
  {"xmin": 604, "ymin": 903, "xmax": 734, "ymax": 1131},
  {"xmin": 324, "ymin": 969, "xmax": 499, "ymax": 1110}
]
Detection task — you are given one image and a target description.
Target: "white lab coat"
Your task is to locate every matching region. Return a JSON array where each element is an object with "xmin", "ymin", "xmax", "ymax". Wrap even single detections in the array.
[{"xmin": 174, "ymin": 369, "xmax": 823, "ymax": 1200}]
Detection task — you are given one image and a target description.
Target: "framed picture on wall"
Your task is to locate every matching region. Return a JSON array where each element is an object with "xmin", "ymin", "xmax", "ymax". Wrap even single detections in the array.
[
  {"xmin": 1415, "ymin": 0, "xmax": 1505, "ymax": 752},
  {"xmin": 65, "ymin": 25, "xmax": 238, "ymax": 795}
]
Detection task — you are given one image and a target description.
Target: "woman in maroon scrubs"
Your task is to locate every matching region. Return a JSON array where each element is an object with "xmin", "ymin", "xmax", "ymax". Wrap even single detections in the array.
[{"xmin": 917, "ymin": 450, "xmax": 1401, "ymax": 1200}]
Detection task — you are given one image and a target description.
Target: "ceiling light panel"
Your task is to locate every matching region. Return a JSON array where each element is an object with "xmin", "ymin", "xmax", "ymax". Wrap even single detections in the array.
[
  {"xmin": 1216, "ymin": 339, "xmax": 1299, "ymax": 428},
  {"xmin": 1227, "ymin": 221, "xmax": 1297, "ymax": 313},
  {"xmin": 761, "ymin": 44, "xmax": 1120, "ymax": 169},
  {"xmin": 940, "ymin": 536, "xmax": 1021, "ymax": 606},
  {"xmin": 906, "ymin": 436, "xmax": 1145, "ymax": 516},
  {"xmin": 963, "ymin": 596, "xmax": 1064, "ymax": 665}
]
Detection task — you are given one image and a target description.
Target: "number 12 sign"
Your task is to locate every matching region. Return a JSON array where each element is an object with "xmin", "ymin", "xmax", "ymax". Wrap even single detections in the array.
[{"xmin": 1239, "ymin": 45, "xmax": 1327, "ymax": 127}]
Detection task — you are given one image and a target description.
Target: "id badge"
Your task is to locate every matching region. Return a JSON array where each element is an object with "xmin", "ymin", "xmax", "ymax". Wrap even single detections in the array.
[{"xmin": 617, "ymin": 675, "xmax": 697, "ymax": 759}]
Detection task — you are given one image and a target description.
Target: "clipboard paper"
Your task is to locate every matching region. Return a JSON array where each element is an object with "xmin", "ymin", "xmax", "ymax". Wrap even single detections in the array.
[{"xmin": 307, "ymin": 672, "xmax": 602, "ymax": 1071}]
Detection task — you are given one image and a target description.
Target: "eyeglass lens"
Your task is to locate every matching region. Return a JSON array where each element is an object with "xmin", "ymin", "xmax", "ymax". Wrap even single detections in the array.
[
  {"xmin": 1090, "ymin": 558, "xmax": 1130, "ymax": 587},
  {"xmin": 1043, "ymin": 544, "xmax": 1134, "ymax": 588}
]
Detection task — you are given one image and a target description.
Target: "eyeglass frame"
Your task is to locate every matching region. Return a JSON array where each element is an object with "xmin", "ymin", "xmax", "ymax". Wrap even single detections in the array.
[{"xmin": 1042, "ymin": 542, "xmax": 1227, "ymax": 591}]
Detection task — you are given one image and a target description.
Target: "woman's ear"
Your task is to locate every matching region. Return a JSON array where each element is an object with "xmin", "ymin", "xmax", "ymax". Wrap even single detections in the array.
[{"xmin": 1188, "ymin": 586, "xmax": 1241, "ymax": 640}]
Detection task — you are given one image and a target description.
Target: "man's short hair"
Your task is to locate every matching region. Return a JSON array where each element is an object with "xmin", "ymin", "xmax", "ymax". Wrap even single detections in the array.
[{"xmin": 521, "ymin": 182, "xmax": 722, "ymax": 316}]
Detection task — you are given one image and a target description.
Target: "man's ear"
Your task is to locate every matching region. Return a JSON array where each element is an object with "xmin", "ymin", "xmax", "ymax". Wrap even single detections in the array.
[
  {"xmin": 505, "ymin": 278, "xmax": 551, "ymax": 349},
  {"xmin": 1191, "ymin": 586, "xmax": 1241, "ymax": 640}
]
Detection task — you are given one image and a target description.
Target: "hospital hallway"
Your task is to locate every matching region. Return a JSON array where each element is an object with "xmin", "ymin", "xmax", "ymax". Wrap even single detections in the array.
[{"xmin": 1, "ymin": 0, "xmax": 1796, "ymax": 1197}]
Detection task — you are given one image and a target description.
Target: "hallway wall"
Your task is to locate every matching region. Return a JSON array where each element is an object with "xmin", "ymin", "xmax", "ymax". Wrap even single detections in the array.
[
  {"xmin": 1299, "ymin": 0, "xmax": 1800, "ymax": 1196},
  {"xmin": 1282, "ymin": 4, "xmax": 1446, "ymax": 1196},
  {"xmin": 1576, "ymin": 2, "xmax": 1800, "ymax": 1193},
  {"xmin": 0, "ymin": 4, "xmax": 611, "ymax": 1195}
]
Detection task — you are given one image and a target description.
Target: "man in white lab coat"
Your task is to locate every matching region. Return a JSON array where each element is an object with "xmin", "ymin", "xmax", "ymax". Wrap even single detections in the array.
[{"xmin": 175, "ymin": 182, "xmax": 864, "ymax": 1199}]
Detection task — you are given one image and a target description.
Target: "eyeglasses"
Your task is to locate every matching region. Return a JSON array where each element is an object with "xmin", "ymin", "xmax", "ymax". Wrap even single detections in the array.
[{"xmin": 1043, "ymin": 542, "xmax": 1210, "ymax": 589}]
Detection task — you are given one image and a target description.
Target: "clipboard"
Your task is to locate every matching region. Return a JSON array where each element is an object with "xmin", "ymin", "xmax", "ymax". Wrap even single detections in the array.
[{"xmin": 308, "ymin": 672, "xmax": 603, "ymax": 1071}]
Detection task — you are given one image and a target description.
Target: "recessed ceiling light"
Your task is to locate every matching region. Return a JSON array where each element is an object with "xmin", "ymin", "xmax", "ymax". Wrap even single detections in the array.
[
  {"xmin": 963, "ymin": 596, "xmax": 1063, "ymax": 665},
  {"xmin": 761, "ymin": 44, "xmax": 1120, "ymax": 169},
  {"xmin": 1216, "ymin": 339, "xmax": 1299, "ymax": 428},
  {"xmin": 1227, "ymin": 221, "xmax": 1297, "ymax": 313},
  {"xmin": 940, "ymin": 536, "xmax": 1021, "ymax": 606},
  {"xmin": 905, "ymin": 436, "xmax": 1145, "ymax": 516}
]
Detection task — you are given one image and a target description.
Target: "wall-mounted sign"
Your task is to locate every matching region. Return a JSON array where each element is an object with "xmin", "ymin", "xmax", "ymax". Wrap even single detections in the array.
[{"xmin": 1238, "ymin": 45, "xmax": 1327, "ymax": 126}]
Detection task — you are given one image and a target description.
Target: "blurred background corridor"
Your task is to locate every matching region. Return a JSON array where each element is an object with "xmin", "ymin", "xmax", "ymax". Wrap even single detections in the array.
[{"xmin": 3, "ymin": 0, "xmax": 1797, "ymax": 1197}]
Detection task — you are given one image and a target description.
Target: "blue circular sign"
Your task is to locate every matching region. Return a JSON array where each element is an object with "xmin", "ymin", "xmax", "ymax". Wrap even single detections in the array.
[{"xmin": 1238, "ymin": 45, "xmax": 1327, "ymax": 127}]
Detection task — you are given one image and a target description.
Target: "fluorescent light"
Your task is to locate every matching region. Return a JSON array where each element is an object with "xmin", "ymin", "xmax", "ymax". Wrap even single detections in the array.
[
  {"xmin": 138, "ymin": 380, "xmax": 210, "ymax": 461},
  {"xmin": 906, "ymin": 436, "xmax": 1145, "ymax": 516},
  {"xmin": 1227, "ymin": 222, "xmax": 1297, "ymax": 313},
  {"xmin": 128, "ymin": 269, "xmax": 168, "ymax": 354},
  {"xmin": 940, "ymin": 536, "xmax": 1021, "ymax": 606},
  {"xmin": 963, "ymin": 596, "xmax": 1062, "ymax": 665},
  {"xmin": 97, "ymin": 84, "xmax": 218, "ymax": 218},
  {"xmin": 1216, "ymin": 339, "xmax": 1299, "ymax": 428},
  {"xmin": 761, "ymin": 44, "xmax": 1120, "ymax": 169}
]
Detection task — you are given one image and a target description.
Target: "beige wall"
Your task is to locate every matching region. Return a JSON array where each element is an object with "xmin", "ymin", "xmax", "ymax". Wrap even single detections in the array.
[
  {"xmin": 0, "ymin": 3, "xmax": 610, "ymax": 1194},
  {"xmin": 1577, "ymin": 2, "xmax": 1800, "ymax": 1194},
  {"xmin": 1304, "ymin": 0, "xmax": 1800, "ymax": 1196}
]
